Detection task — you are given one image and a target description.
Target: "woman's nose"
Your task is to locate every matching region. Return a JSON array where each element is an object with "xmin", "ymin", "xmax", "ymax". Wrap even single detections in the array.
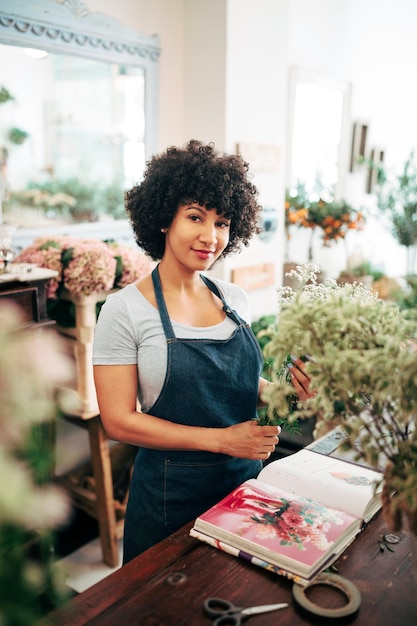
[{"xmin": 199, "ymin": 221, "xmax": 217, "ymax": 243}]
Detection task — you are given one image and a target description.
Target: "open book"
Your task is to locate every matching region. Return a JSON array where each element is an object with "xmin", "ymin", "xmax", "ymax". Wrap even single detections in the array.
[{"xmin": 190, "ymin": 448, "xmax": 383, "ymax": 585}]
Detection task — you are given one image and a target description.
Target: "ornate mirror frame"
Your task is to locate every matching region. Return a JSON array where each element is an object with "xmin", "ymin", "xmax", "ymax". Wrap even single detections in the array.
[{"xmin": 0, "ymin": 0, "xmax": 160, "ymax": 156}]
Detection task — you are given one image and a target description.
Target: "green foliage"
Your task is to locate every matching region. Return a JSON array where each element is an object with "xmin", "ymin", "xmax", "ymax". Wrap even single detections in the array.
[
  {"xmin": 0, "ymin": 308, "xmax": 73, "ymax": 624},
  {"xmin": 0, "ymin": 85, "xmax": 14, "ymax": 104},
  {"xmin": 0, "ymin": 525, "xmax": 68, "ymax": 626},
  {"xmin": 251, "ymin": 315, "xmax": 301, "ymax": 436},
  {"xmin": 384, "ymin": 440, "xmax": 417, "ymax": 534},
  {"xmin": 28, "ymin": 178, "xmax": 96, "ymax": 217},
  {"xmin": 261, "ymin": 264, "xmax": 417, "ymax": 531},
  {"xmin": 46, "ymin": 298, "xmax": 77, "ymax": 328},
  {"xmin": 286, "ymin": 182, "xmax": 365, "ymax": 245},
  {"xmin": 8, "ymin": 127, "xmax": 29, "ymax": 145},
  {"xmin": 376, "ymin": 150, "xmax": 417, "ymax": 273},
  {"xmin": 6, "ymin": 178, "xmax": 125, "ymax": 220},
  {"xmin": 100, "ymin": 182, "xmax": 126, "ymax": 219},
  {"xmin": 251, "ymin": 315, "xmax": 276, "ymax": 380},
  {"xmin": 340, "ymin": 260, "xmax": 385, "ymax": 281},
  {"xmin": 395, "ymin": 275, "xmax": 417, "ymax": 310}
]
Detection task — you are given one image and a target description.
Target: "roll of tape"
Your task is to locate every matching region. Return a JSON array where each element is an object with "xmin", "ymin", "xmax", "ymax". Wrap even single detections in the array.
[{"xmin": 292, "ymin": 573, "xmax": 361, "ymax": 619}]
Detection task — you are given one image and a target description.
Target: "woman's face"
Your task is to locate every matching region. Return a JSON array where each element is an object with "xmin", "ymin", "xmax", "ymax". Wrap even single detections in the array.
[{"xmin": 163, "ymin": 203, "xmax": 230, "ymax": 271}]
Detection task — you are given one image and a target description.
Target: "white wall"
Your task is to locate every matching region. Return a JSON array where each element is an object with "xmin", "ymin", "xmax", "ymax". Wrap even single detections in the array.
[
  {"xmin": 284, "ymin": 0, "xmax": 417, "ymax": 278},
  {"xmin": 183, "ymin": 0, "xmax": 227, "ymax": 148},
  {"xmin": 8, "ymin": 0, "xmax": 415, "ymax": 472},
  {"xmin": 5, "ymin": 0, "xmax": 417, "ymax": 290},
  {"xmin": 87, "ymin": 0, "xmax": 287, "ymax": 317},
  {"xmin": 219, "ymin": 0, "xmax": 290, "ymax": 318},
  {"xmin": 86, "ymin": 0, "xmax": 417, "ymax": 284}
]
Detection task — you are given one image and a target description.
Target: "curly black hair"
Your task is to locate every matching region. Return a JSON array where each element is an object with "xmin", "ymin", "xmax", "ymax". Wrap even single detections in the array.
[{"xmin": 125, "ymin": 139, "xmax": 262, "ymax": 261}]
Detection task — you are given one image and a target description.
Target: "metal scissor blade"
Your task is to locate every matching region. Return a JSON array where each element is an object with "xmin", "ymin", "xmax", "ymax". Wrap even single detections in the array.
[{"xmin": 242, "ymin": 603, "xmax": 289, "ymax": 616}]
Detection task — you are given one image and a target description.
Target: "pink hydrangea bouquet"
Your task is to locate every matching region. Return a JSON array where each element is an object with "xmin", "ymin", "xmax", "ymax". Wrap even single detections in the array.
[{"xmin": 15, "ymin": 236, "xmax": 155, "ymax": 326}]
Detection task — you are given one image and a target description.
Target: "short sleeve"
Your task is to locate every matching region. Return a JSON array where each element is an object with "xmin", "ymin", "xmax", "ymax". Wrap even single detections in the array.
[{"xmin": 93, "ymin": 292, "xmax": 138, "ymax": 365}]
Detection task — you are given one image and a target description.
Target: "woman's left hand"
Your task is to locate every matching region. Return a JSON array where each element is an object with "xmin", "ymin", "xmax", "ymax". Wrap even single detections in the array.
[{"xmin": 288, "ymin": 356, "xmax": 315, "ymax": 401}]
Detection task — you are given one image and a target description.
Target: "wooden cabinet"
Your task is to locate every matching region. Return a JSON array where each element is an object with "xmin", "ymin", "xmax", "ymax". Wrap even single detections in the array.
[{"xmin": 0, "ymin": 267, "xmax": 58, "ymax": 328}]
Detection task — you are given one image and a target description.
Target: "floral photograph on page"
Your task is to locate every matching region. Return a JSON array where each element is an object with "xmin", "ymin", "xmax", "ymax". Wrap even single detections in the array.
[{"xmin": 208, "ymin": 483, "xmax": 357, "ymax": 565}]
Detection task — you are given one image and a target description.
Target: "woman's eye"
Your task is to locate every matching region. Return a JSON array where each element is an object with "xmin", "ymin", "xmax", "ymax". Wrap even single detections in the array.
[
  {"xmin": 189, "ymin": 214, "xmax": 202, "ymax": 222},
  {"xmin": 217, "ymin": 221, "xmax": 230, "ymax": 229}
]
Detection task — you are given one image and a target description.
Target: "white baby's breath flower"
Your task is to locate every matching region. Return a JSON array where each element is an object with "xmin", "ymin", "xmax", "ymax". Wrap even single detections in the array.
[{"xmin": 262, "ymin": 263, "xmax": 417, "ymax": 534}]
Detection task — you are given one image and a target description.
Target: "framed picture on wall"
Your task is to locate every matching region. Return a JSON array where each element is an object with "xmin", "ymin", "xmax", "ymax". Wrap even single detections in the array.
[
  {"xmin": 350, "ymin": 121, "xmax": 369, "ymax": 172},
  {"xmin": 366, "ymin": 147, "xmax": 385, "ymax": 193}
]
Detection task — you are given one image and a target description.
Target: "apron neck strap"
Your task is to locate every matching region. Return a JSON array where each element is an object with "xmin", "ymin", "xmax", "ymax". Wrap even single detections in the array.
[
  {"xmin": 200, "ymin": 274, "xmax": 240, "ymax": 323},
  {"xmin": 151, "ymin": 265, "xmax": 176, "ymax": 338},
  {"xmin": 151, "ymin": 265, "xmax": 240, "ymax": 336}
]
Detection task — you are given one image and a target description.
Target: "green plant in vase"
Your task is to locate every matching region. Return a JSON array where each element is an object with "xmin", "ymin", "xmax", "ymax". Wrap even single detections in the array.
[
  {"xmin": 260, "ymin": 264, "xmax": 417, "ymax": 537},
  {"xmin": 376, "ymin": 150, "xmax": 417, "ymax": 275},
  {"xmin": 285, "ymin": 183, "xmax": 365, "ymax": 262}
]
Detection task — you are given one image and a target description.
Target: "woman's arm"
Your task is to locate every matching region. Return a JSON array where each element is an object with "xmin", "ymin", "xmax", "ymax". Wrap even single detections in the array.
[{"xmin": 93, "ymin": 364, "xmax": 280, "ymax": 461}]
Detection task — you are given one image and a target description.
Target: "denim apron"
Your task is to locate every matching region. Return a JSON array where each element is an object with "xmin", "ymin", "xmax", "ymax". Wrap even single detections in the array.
[{"xmin": 123, "ymin": 266, "xmax": 263, "ymax": 562}]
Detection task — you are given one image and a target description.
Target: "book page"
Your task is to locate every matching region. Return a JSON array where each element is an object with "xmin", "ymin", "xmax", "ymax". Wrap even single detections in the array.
[
  {"xmin": 194, "ymin": 478, "xmax": 360, "ymax": 579},
  {"xmin": 258, "ymin": 449, "xmax": 382, "ymax": 519}
]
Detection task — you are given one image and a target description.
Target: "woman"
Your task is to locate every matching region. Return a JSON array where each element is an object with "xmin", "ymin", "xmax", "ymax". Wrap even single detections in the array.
[{"xmin": 93, "ymin": 140, "xmax": 311, "ymax": 563}]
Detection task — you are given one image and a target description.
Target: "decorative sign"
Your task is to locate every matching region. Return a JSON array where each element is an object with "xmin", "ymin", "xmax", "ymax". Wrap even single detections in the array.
[{"xmin": 232, "ymin": 262, "xmax": 275, "ymax": 291}]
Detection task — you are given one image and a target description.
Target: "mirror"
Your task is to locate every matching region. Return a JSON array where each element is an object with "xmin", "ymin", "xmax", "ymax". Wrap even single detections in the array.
[
  {"xmin": 287, "ymin": 67, "xmax": 351, "ymax": 201},
  {"xmin": 46, "ymin": 56, "xmax": 146, "ymax": 193},
  {"xmin": 0, "ymin": 0, "xmax": 160, "ymax": 228}
]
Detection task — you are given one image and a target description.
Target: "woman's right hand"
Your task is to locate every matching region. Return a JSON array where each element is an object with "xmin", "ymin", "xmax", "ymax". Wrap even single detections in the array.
[{"xmin": 217, "ymin": 420, "xmax": 280, "ymax": 460}]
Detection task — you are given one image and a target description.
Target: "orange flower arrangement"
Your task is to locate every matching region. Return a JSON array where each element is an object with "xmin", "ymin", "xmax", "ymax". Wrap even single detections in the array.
[{"xmin": 285, "ymin": 190, "xmax": 365, "ymax": 245}]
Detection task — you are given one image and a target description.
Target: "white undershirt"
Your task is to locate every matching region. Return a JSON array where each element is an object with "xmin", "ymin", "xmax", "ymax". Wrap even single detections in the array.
[{"xmin": 92, "ymin": 278, "xmax": 251, "ymax": 411}]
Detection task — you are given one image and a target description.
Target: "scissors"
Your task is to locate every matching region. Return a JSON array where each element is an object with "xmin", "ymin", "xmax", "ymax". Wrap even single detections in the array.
[{"xmin": 203, "ymin": 596, "xmax": 288, "ymax": 625}]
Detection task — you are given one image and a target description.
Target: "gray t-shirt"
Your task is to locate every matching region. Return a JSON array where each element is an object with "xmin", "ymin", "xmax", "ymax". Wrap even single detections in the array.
[{"xmin": 92, "ymin": 278, "xmax": 251, "ymax": 412}]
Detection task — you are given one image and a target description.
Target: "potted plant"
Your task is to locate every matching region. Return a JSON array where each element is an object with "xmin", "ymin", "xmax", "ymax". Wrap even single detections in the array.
[
  {"xmin": 4, "ymin": 178, "xmax": 126, "ymax": 222},
  {"xmin": 376, "ymin": 150, "xmax": 417, "ymax": 276},
  {"xmin": 15, "ymin": 236, "xmax": 156, "ymax": 327},
  {"xmin": 285, "ymin": 184, "xmax": 365, "ymax": 262},
  {"xmin": 260, "ymin": 264, "xmax": 417, "ymax": 543}
]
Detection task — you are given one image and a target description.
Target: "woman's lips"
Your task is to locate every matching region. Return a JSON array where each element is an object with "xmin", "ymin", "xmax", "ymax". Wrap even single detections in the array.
[{"xmin": 193, "ymin": 249, "xmax": 214, "ymax": 260}]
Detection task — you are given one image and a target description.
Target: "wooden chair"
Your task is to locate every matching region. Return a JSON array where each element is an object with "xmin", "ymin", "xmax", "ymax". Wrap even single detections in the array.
[{"xmin": 56, "ymin": 290, "xmax": 136, "ymax": 567}]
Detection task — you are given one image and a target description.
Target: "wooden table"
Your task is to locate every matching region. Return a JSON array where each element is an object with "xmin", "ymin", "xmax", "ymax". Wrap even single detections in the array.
[{"xmin": 49, "ymin": 512, "xmax": 416, "ymax": 625}]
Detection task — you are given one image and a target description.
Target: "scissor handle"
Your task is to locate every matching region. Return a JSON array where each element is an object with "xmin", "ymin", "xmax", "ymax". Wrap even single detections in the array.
[
  {"xmin": 211, "ymin": 615, "xmax": 242, "ymax": 626},
  {"xmin": 204, "ymin": 597, "xmax": 242, "ymax": 619}
]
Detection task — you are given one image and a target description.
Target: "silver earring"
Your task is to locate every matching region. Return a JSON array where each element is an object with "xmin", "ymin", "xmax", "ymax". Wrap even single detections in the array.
[{"xmin": 161, "ymin": 228, "xmax": 167, "ymax": 233}]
